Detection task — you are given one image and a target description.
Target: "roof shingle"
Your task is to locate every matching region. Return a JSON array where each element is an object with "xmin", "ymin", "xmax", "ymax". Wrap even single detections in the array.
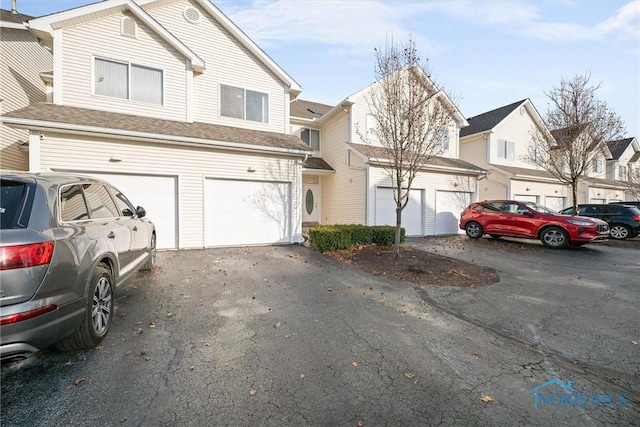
[
  {"xmin": 460, "ymin": 99, "xmax": 526, "ymax": 137},
  {"xmin": 2, "ymin": 103, "xmax": 312, "ymax": 153},
  {"xmin": 290, "ymin": 99, "xmax": 333, "ymax": 120}
]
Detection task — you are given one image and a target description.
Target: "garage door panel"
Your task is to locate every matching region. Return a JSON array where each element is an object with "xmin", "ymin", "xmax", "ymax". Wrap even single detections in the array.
[
  {"xmin": 87, "ymin": 173, "xmax": 177, "ymax": 249},
  {"xmin": 515, "ymin": 194, "xmax": 538, "ymax": 203},
  {"xmin": 375, "ymin": 188, "xmax": 423, "ymax": 236},
  {"xmin": 205, "ymin": 179, "xmax": 291, "ymax": 246},
  {"xmin": 545, "ymin": 196, "xmax": 565, "ymax": 212},
  {"xmin": 436, "ymin": 191, "xmax": 471, "ymax": 235}
]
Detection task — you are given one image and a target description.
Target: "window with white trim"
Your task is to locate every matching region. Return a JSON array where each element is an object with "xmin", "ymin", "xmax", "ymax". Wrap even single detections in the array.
[
  {"xmin": 220, "ymin": 85, "xmax": 269, "ymax": 123},
  {"xmin": 438, "ymin": 133, "xmax": 449, "ymax": 150},
  {"xmin": 618, "ymin": 165, "xmax": 628, "ymax": 180},
  {"xmin": 592, "ymin": 158, "xmax": 603, "ymax": 174},
  {"xmin": 497, "ymin": 139, "xmax": 515, "ymax": 160},
  {"xmin": 94, "ymin": 58, "xmax": 163, "ymax": 105},
  {"xmin": 301, "ymin": 128, "xmax": 320, "ymax": 150}
]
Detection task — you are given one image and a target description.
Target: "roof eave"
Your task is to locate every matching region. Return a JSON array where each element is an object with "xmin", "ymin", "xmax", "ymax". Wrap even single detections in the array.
[{"xmin": 2, "ymin": 116, "xmax": 310, "ymax": 157}]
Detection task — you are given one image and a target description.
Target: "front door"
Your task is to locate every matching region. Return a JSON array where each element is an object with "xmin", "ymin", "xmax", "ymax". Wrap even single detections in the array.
[{"xmin": 302, "ymin": 184, "xmax": 320, "ymax": 224}]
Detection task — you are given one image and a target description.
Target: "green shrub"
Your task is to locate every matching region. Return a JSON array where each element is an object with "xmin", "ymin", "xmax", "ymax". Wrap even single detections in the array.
[
  {"xmin": 308, "ymin": 226, "xmax": 351, "ymax": 253},
  {"xmin": 308, "ymin": 224, "xmax": 404, "ymax": 252}
]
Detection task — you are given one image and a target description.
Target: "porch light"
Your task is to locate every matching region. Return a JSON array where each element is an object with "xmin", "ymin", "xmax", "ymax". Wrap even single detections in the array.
[
  {"xmin": 247, "ymin": 167, "xmax": 256, "ymax": 173},
  {"xmin": 109, "ymin": 155, "xmax": 122, "ymax": 162}
]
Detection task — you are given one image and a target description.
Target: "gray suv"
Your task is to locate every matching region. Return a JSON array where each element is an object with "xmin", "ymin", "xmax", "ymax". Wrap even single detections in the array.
[{"xmin": 1, "ymin": 172, "xmax": 156, "ymax": 360}]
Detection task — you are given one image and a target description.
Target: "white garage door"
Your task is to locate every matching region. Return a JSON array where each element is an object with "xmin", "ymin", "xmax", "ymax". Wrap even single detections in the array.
[
  {"xmin": 591, "ymin": 198, "xmax": 605, "ymax": 204},
  {"xmin": 375, "ymin": 187, "xmax": 423, "ymax": 236},
  {"xmin": 435, "ymin": 191, "xmax": 472, "ymax": 235},
  {"xmin": 515, "ymin": 194, "xmax": 538, "ymax": 203},
  {"xmin": 545, "ymin": 196, "xmax": 565, "ymax": 212},
  {"xmin": 205, "ymin": 179, "xmax": 291, "ymax": 246},
  {"xmin": 87, "ymin": 173, "xmax": 177, "ymax": 249}
]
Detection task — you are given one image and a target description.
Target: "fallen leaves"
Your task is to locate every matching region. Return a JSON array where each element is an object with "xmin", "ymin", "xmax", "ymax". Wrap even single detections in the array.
[
  {"xmin": 352, "ymin": 362, "xmax": 359, "ymax": 367},
  {"xmin": 67, "ymin": 377, "xmax": 86, "ymax": 389},
  {"xmin": 480, "ymin": 394, "xmax": 493, "ymax": 403},
  {"xmin": 249, "ymin": 389, "xmax": 258, "ymax": 396}
]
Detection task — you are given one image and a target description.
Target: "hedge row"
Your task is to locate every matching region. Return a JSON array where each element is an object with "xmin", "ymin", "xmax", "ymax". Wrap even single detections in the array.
[{"xmin": 308, "ymin": 224, "xmax": 405, "ymax": 253}]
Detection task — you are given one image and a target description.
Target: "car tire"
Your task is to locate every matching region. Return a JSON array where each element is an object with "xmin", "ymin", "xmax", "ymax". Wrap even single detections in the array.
[
  {"xmin": 540, "ymin": 226, "xmax": 569, "ymax": 249},
  {"xmin": 465, "ymin": 221, "xmax": 483, "ymax": 239},
  {"xmin": 609, "ymin": 224, "xmax": 630, "ymax": 240},
  {"xmin": 141, "ymin": 233, "xmax": 157, "ymax": 271},
  {"xmin": 56, "ymin": 263, "xmax": 113, "ymax": 351}
]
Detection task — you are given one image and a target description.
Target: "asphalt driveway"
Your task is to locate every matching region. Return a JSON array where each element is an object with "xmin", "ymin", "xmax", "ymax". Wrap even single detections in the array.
[{"xmin": 1, "ymin": 238, "xmax": 638, "ymax": 426}]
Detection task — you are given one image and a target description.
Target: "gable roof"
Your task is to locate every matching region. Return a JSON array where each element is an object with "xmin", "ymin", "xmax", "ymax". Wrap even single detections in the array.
[
  {"xmin": 347, "ymin": 143, "xmax": 485, "ymax": 174},
  {"xmin": 183, "ymin": 0, "xmax": 301, "ymax": 97},
  {"xmin": 27, "ymin": 0, "xmax": 205, "ymax": 72},
  {"xmin": 0, "ymin": 8, "xmax": 33, "ymax": 28},
  {"xmin": 2, "ymin": 103, "xmax": 311, "ymax": 155},
  {"xmin": 303, "ymin": 157, "xmax": 334, "ymax": 172},
  {"xmin": 290, "ymin": 99, "xmax": 334, "ymax": 120},
  {"xmin": 460, "ymin": 99, "xmax": 527, "ymax": 137},
  {"xmin": 607, "ymin": 137, "xmax": 635, "ymax": 160}
]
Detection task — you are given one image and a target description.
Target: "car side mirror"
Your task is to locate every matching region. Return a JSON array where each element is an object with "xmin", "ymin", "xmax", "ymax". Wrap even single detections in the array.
[{"xmin": 136, "ymin": 206, "xmax": 146, "ymax": 218}]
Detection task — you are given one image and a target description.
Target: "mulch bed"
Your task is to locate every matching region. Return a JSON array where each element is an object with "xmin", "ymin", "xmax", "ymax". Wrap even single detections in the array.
[{"xmin": 326, "ymin": 244, "xmax": 499, "ymax": 288}]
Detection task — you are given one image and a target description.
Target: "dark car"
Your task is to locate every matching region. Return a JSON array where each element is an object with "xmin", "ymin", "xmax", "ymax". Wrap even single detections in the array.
[
  {"xmin": 560, "ymin": 204, "xmax": 640, "ymax": 240},
  {"xmin": 0, "ymin": 172, "xmax": 156, "ymax": 360},
  {"xmin": 460, "ymin": 200, "xmax": 609, "ymax": 248},
  {"xmin": 609, "ymin": 200, "xmax": 640, "ymax": 208}
]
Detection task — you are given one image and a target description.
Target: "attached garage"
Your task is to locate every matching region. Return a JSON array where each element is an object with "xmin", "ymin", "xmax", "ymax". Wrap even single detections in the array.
[
  {"xmin": 375, "ymin": 187, "xmax": 423, "ymax": 236},
  {"xmin": 545, "ymin": 196, "xmax": 565, "ymax": 212},
  {"xmin": 86, "ymin": 173, "xmax": 178, "ymax": 249},
  {"xmin": 435, "ymin": 191, "xmax": 471, "ymax": 235},
  {"xmin": 205, "ymin": 178, "xmax": 292, "ymax": 247},
  {"xmin": 515, "ymin": 194, "xmax": 538, "ymax": 203}
]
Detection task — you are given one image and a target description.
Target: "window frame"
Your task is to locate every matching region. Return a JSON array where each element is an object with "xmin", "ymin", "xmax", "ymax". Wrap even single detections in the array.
[
  {"xmin": 497, "ymin": 139, "xmax": 515, "ymax": 161},
  {"xmin": 93, "ymin": 56, "xmax": 164, "ymax": 105},
  {"xmin": 219, "ymin": 84, "xmax": 269, "ymax": 123},
  {"xmin": 301, "ymin": 128, "xmax": 320, "ymax": 151}
]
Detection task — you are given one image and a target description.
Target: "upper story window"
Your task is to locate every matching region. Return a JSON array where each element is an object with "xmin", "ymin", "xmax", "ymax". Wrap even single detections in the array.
[
  {"xmin": 438, "ymin": 133, "xmax": 449, "ymax": 150},
  {"xmin": 301, "ymin": 128, "xmax": 320, "ymax": 150},
  {"xmin": 618, "ymin": 165, "xmax": 628, "ymax": 180},
  {"xmin": 95, "ymin": 58, "xmax": 163, "ymax": 105},
  {"xmin": 592, "ymin": 158, "xmax": 603, "ymax": 174},
  {"xmin": 497, "ymin": 139, "xmax": 515, "ymax": 161},
  {"xmin": 220, "ymin": 85, "xmax": 269, "ymax": 123}
]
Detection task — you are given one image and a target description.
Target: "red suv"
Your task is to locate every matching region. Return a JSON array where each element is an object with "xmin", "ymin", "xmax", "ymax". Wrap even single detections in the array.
[{"xmin": 459, "ymin": 200, "xmax": 610, "ymax": 248}]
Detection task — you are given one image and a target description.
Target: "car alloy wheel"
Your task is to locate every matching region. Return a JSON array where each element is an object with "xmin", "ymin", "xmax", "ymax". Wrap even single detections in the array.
[
  {"xmin": 465, "ymin": 222, "xmax": 483, "ymax": 239},
  {"xmin": 541, "ymin": 227, "xmax": 568, "ymax": 248},
  {"xmin": 92, "ymin": 274, "xmax": 113, "ymax": 337},
  {"xmin": 609, "ymin": 224, "xmax": 630, "ymax": 240}
]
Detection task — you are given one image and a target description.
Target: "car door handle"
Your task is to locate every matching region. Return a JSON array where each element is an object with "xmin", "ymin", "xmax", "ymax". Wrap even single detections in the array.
[
  {"xmin": 133, "ymin": 226, "xmax": 138, "ymax": 232},
  {"xmin": 108, "ymin": 232, "xmax": 115, "ymax": 239}
]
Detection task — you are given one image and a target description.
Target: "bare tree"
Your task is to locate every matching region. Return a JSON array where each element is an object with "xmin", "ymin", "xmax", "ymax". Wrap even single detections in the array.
[
  {"xmin": 525, "ymin": 72, "xmax": 626, "ymax": 214},
  {"xmin": 623, "ymin": 168, "xmax": 640, "ymax": 200},
  {"xmin": 359, "ymin": 37, "xmax": 456, "ymax": 257}
]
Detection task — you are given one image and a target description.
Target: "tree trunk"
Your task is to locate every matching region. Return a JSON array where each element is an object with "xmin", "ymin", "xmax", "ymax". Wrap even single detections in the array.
[
  {"xmin": 571, "ymin": 181, "xmax": 578, "ymax": 215},
  {"xmin": 393, "ymin": 205, "xmax": 402, "ymax": 258}
]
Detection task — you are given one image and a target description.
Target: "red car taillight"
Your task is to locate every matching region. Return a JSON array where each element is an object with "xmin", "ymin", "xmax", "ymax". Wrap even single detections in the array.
[
  {"xmin": 0, "ymin": 305, "xmax": 57, "ymax": 325},
  {"xmin": 633, "ymin": 215, "xmax": 640, "ymax": 221},
  {"xmin": 0, "ymin": 242, "xmax": 54, "ymax": 271}
]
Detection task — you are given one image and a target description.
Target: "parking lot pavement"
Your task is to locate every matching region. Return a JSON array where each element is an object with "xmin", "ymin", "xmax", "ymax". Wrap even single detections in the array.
[{"xmin": 2, "ymin": 243, "xmax": 639, "ymax": 426}]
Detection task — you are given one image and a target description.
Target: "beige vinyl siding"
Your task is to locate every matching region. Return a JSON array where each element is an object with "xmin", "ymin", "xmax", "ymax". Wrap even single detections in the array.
[
  {"xmin": 318, "ymin": 112, "xmax": 366, "ymax": 225},
  {"xmin": 145, "ymin": 0, "xmax": 287, "ymax": 133},
  {"xmin": 368, "ymin": 167, "xmax": 474, "ymax": 235},
  {"xmin": 479, "ymin": 169, "xmax": 509, "ymax": 201},
  {"xmin": 61, "ymin": 12, "xmax": 188, "ymax": 120},
  {"xmin": 460, "ymin": 136, "xmax": 487, "ymax": 169},
  {"xmin": 0, "ymin": 28, "xmax": 51, "ymax": 170},
  {"xmin": 37, "ymin": 132, "xmax": 301, "ymax": 248},
  {"xmin": 489, "ymin": 106, "xmax": 538, "ymax": 167}
]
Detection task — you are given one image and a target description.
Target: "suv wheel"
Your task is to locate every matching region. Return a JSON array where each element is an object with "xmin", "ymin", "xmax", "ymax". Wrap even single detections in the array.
[
  {"xmin": 540, "ymin": 226, "xmax": 569, "ymax": 249},
  {"xmin": 56, "ymin": 263, "xmax": 113, "ymax": 351},
  {"xmin": 465, "ymin": 221, "xmax": 483, "ymax": 239},
  {"xmin": 141, "ymin": 233, "xmax": 157, "ymax": 271},
  {"xmin": 609, "ymin": 224, "xmax": 630, "ymax": 240}
]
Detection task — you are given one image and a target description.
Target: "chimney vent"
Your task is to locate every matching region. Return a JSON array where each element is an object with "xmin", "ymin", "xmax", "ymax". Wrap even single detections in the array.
[{"xmin": 11, "ymin": 0, "xmax": 18, "ymax": 14}]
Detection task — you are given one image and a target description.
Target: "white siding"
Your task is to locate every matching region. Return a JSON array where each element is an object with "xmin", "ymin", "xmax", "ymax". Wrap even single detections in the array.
[
  {"xmin": 145, "ymin": 0, "xmax": 288, "ymax": 133},
  {"xmin": 61, "ymin": 11, "xmax": 188, "ymax": 120},
  {"xmin": 0, "ymin": 28, "xmax": 51, "ymax": 170},
  {"xmin": 488, "ymin": 106, "xmax": 539, "ymax": 167},
  {"xmin": 37, "ymin": 132, "xmax": 302, "ymax": 248},
  {"xmin": 368, "ymin": 167, "xmax": 476, "ymax": 236},
  {"xmin": 460, "ymin": 135, "xmax": 488, "ymax": 169}
]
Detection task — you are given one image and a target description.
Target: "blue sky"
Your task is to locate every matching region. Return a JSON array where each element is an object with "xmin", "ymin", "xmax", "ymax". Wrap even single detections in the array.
[{"xmin": 8, "ymin": 0, "xmax": 640, "ymax": 139}]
